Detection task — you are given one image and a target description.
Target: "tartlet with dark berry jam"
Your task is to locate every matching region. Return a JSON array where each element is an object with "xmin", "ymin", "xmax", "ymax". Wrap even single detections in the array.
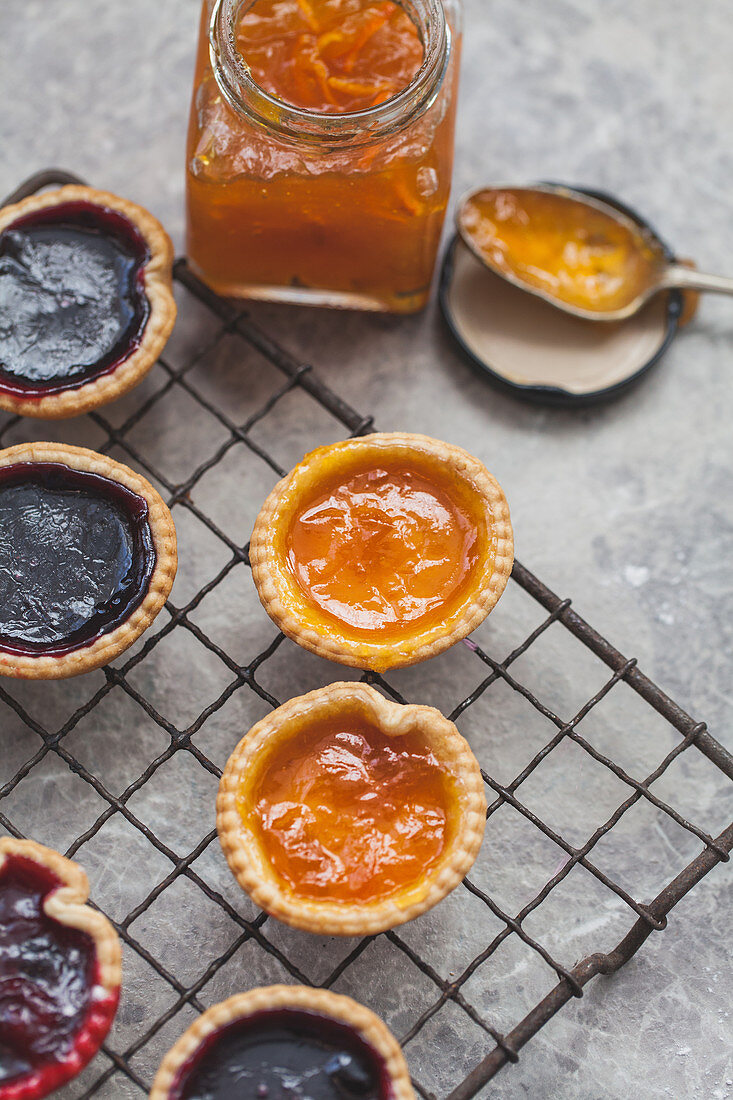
[
  {"xmin": 0, "ymin": 838, "xmax": 122, "ymax": 1100},
  {"xmin": 150, "ymin": 986, "xmax": 414, "ymax": 1100},
  {"xmin": 0, "ymin": 185, "xmax": 176, "ymax": 419},
  {"xmin": 0, "ymin": 442, "xmax": 176, "ymax": 679}
]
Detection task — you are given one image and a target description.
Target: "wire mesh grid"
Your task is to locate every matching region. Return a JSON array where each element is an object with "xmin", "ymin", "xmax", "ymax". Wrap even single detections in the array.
[{"xmin": 1, "ymin": 170, "xmax": 732, "ymax": 1099}]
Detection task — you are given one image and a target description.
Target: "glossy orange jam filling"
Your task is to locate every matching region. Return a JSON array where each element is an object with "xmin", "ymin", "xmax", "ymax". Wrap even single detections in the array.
[
  {"xmin": 237, "ymin": 0, "xmax": 424, "ymax": 113},
  {"xmin": 285, "ymin": 463, "xmax": 485, "ymax": 638},
  {"xmin": 242, "ymin": 718, "xmax": 454, "ymax": 903},
  {"xmin": 461, "ymin": 189, "xmax": 660, "ymax": 313}
]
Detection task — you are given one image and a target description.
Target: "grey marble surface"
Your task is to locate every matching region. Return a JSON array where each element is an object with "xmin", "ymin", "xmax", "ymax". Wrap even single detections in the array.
[{"xmin": 1, "ymin": 0, "xmax": 732, "ymax": 1097}]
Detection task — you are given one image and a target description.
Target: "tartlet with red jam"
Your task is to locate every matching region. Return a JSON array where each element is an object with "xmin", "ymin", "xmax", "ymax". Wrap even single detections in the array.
[{"xmin": 0, "ymin": 838, "xmax": 122, "ymax": 1100}]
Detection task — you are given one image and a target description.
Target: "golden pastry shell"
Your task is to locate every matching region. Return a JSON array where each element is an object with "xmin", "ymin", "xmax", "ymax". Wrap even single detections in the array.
[
  {"xmin": 250, "ymin": 432, "xmax": 514, "ymax": 671},
  {"xmin": 149, "ymin": 985, "xmax": 415, "ymax": 1100},
  {"xmin": 0, "ymin": 184, "xmax": 176, "ymax": 420},
  {"xmin": 0, "ymin": 442, "xmax": 177, "ymax": 679},
  {"xmin": 217, "ymin": 681, "xmax": 487, "ymax": 936}
]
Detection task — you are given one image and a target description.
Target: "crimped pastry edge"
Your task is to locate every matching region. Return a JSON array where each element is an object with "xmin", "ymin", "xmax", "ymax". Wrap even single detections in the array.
[
  {"xmin": 0, "ymin": 836, "xmax": 122, "ymax": 998},
  {"xmin": 0, "ymin": 442, "xmax": 177, "ymax": 679},
  {"xmin": 217, "ymin": 681, "xmax": 487, "ymax": 936},
  {"xmin": 149, "ymin": 985, "xmax": 415, "ymax": 1100},
  {"xmin": 0, "ymin": 185, "xmax": 176, "ymax": 420},
  {"xmin": 250, "ymin": 432, "xmax": 514, "ymax": 671}
]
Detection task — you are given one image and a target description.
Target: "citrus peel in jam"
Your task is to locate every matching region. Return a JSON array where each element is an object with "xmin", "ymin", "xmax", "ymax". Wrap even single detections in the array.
[
  {"xmin": 250, "ymin": 434, "xmax": 513, "ymax": 671},
  {"xmin": 286, "ymin": 464, "xmax": 482, "ymax": 637},
  {"xmin": 459, "ymin": 187, "xmax": 662, "ymax": 315},
  {"xmin": 244, "ymin": 718, "xmax": 454, "ymax": 904},
  {"xmin": 216, "ymin": 682, "xmax": 487, "ymax": 935},
  {"xmin": 237, "ymin": 0, "xmax": 424, "ymax": 113}
]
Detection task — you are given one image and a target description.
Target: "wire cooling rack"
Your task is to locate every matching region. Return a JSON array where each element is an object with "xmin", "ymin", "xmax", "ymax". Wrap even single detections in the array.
[{"xmin": 1, "ymin": 170, "xmax": 732, "ymax": 1099}]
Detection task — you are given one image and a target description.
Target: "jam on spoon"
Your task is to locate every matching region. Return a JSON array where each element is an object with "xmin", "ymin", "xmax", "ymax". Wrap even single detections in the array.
[
  {"xmin": 457, "ymin": 184, "xmax": 733, "ymax": 321},
  {"xmin": 0, "ymin": 838, "xmax": 121, "ymax": 1100}
]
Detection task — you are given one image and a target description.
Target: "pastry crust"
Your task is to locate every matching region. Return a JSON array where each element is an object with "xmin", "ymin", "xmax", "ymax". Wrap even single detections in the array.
[
  {"xmin": 0, "ymin": 442, "xmax": 177, "ymax": 679},
  {"xmin": 217, "ymin": 681, "xmax": 487, "ymax": 936},
  {"xmin": 0, "ymin": 185, "xmax": 176, "ymax": 420},
  {"xmin": 0, "ymin": 837, "xmax": 121, "ymax": 1100},
  {"xmin": 149, "ymin": 985, "xmax": 415, "ymax": 1100},
  {"xmin": 250, "ymin": 432, "xmax": 513, "ymax": 671}
]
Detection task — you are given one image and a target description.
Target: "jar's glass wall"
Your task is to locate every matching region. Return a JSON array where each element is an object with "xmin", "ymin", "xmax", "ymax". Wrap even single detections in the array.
[{"xmin": 185, "ymin": 0, "xmax": 462, "ymax": 313}]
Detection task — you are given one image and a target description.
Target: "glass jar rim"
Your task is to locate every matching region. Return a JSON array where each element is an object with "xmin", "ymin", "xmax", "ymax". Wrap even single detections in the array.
[{"xmin": 209, "ymin": 0, "xmax": 450, "ymax": 146}]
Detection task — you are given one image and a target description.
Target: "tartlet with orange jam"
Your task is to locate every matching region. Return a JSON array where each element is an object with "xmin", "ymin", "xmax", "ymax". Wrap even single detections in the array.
[
  {"xmin": 217, "ymin": 681, "xmax": 487, "ymax": 936},
  {"xmin": 250, "ymin": 433, "xmax": 513, "ymax": 671}
]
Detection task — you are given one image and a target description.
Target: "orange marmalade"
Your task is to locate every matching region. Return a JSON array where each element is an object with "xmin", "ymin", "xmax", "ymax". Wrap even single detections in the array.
[
  {"xmin": 286, "ymin": 462, "xmax": 483, "ymax": 639},
  {"xmin": 239, "ymin": 0, "xmax": 423, "ymax": 113},
  {"xmin": 186, "ymin": 0, "xmax": 461, "ymax": 311},
  {"xmin": 460, "ymin": 188, "xmax": 660, "ymax": 314},
  {"xmin": 241, "ymin": 718, "xmax": 454, "ymax": 902}
]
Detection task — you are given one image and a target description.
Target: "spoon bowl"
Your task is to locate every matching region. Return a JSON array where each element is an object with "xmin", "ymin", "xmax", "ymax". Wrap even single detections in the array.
[{"xmin": 456, "ymin": 183, "xmax": 733, "ymax": 322}]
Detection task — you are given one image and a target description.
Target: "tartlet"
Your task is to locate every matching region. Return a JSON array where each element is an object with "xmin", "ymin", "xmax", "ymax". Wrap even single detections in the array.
[
  {"xmin": 217, "ymin": 681, "xmax": 487, "ymax": 936},
  {"xmin": 149, "ymin": 985, "xmax": 414, "ymax": 1100},
  {"xmin": 0, "ymin": 442, "xmax": 176, "ymax": 679},
  {"xmin": 250, "ymin": 432, "xmax": 513, "ymax": 671},
  {"xmin": 0, "ymin": 837, "xmax": 121, "ymax": 1100},
  {"xmin": 0, "ymin": 184, "xmax": 176, "ymax": 419}
]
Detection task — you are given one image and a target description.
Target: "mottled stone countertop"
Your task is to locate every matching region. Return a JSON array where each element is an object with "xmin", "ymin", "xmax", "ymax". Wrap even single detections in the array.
[{"xmin": 1, "ymin": 0, "xmax": 732, "ymax": 1097}]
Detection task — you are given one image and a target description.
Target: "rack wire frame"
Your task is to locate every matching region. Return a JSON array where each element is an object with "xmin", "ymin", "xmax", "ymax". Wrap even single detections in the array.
[{"xmin": 0, "ymin": 169, "xmax": 731, "ymax": 1099}]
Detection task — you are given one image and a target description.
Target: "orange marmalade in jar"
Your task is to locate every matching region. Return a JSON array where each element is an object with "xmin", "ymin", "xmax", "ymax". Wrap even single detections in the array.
[{"xmin": 186, "ymin": 0, "xmax": 462, "ymax": 312}]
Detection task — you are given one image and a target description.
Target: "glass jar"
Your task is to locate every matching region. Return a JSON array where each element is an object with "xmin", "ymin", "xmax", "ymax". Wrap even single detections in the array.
[{"xmin": 185, "ymin": 0, "xmax": 462, "ymax": 313}]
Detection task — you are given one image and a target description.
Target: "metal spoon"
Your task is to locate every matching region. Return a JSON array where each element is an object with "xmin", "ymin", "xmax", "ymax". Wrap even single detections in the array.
[{"xmin": 456, "ymin": 183, "xmax": 733, "ymax": 322}]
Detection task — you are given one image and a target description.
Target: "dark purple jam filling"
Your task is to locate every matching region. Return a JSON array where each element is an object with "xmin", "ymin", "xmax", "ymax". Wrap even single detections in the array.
[
  {"xmin": 0, "ymin": 462, "xmax": 156, "ymax": 656},
  {"xmin": 0, "ymin": 854, "xmax": 95, "ymax": 1085},
  {"xmin": 172, "ymin": 1009, "xmax": 393, "ymax": 1100},
  {"xmin": 0, "ymin": 201, "xmax": 151, "ymax": 397}
]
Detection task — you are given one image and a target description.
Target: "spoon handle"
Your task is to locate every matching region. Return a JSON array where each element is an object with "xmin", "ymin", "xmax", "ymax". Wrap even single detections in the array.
[{"xmin": 661, "ymin": 265, "xmax": 733, "ymax": 297}]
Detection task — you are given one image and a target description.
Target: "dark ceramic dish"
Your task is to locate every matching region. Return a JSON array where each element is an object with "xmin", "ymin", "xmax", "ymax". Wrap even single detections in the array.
[{"xmin": 439, "ymin": 185, "xmax": 683, "ymax": 406}]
